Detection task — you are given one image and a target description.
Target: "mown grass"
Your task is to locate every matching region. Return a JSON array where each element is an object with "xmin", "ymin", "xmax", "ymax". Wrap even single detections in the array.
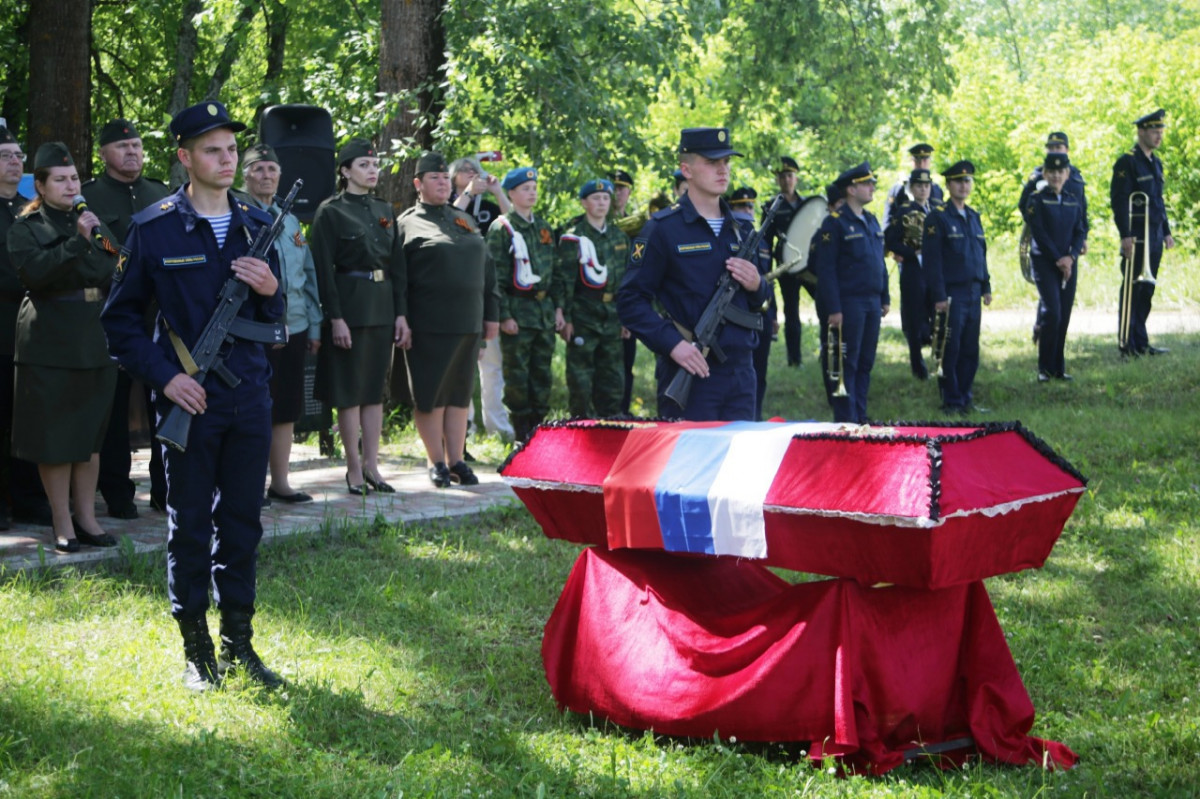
[{"xmin": 2, "ymin": 243, "xmax": 1198, "ymax": 798}]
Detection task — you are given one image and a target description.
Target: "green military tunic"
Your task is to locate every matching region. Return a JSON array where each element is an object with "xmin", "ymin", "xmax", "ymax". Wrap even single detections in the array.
[
  {"xmin": 396, "ymin": 201, "xmax": 499, "ymax": 411},
  {"xmin": 6, "ymin": 204, "xmax": 117, "ymax": 462},
  {"xmin": 555, "ymin": 217, "xmax": 629, "ymax": 417},
  {"xmin": 0, "ymin": 193, "xmax": 29, "ymax": 355},
  {"xmin": 81, "ymin": 172, "xmax": 171, "ymax": 245},
  {"xmin": 310, "ymin": 190, "xmax": 405, "ymax": 407},
  {"xmin": 486, "ymin": 211, "xmax": 556, "ymax": 424}
]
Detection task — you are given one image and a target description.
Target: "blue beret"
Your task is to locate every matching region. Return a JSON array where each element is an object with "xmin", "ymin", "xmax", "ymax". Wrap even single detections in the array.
[
  {"xmin": 1135, "ymin": 109, "xmax": 1166, "ymax": 129},
  {"xmin": 678, "ymin": 127, "xmax": 742, "ymax": 159},
  {"xmin": 942, "ymin": 160, "xmax": 976, "ymax": 180},
  {"xmin": 170, "ymin": 101, "xmax": 246, "ymax": 145},
  {"xmin": 502, "ymin": 167, "xmax": 537, "ymax": 191},
  {"xmin": 835, "ymin": 161, "xmax": 875, "ymax": 188},
  {"xmin": 579, "ymin": 179, "xmax": 614, "ymax": 199}
]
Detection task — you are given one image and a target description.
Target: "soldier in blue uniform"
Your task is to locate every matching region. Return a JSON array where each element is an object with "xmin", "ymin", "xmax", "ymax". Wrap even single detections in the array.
[
  {"xmin": 922, "ymin": 160, "xmax": 992, "ymax": 416},
  {"xmin": 101, "ymin": 101, "xmax": 285, "ymax": 691},
  {"xmin": 813, "ymin": 163, "xmax": 889, "ymax": 423},
  {"xmin": 884, "ymin": 167, "xmax": 940, "ymax": 379},
  {"xmin": 1110, "ymin": 109, "xmax": 1174, "ymax": 356},
  {"xmin": 883, "ymin": 143, "xmax": 944, "ymax": 229},
  {"xmin": 812, "ymin": 181, "xmax": 845, "ymax": 406},
  {"xmin": 1024, "ymin": 152, "xmax": 1086, "ymax": 382},
  {"xmin": 617, "ymin": 127, "xmax": 769, "ymax": 422},
  {"xmin": 763, "ymin": 156, "xmax": 808, "ymax": 367}
]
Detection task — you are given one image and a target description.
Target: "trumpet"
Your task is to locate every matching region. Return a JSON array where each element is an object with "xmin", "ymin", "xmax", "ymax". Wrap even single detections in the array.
[
  {"xmin": 826, "ymin": 325, "xmax": 848, "ymax": 398},
  {"xmin": 1119, "ymin": 191, "xmax": 1156, "ymax": 353},
  {"xmin": 931, "ymin": 297, "xmax": 952, "ymax": 378}
]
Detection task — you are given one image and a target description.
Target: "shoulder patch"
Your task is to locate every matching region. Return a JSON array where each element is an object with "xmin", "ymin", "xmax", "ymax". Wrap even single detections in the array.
[
  {"xmin": 630, "ymin": 238, "xmax": 648, "ymax": 263},
  {"xmin": 113, "ymin": 247, "xmax": 130, "ymax": 283}
]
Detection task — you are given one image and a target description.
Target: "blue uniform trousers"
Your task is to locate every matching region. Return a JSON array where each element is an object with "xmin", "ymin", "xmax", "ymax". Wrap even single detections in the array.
[
  {"xmin": 162, "ymin": 388, "xmax": 271, "ymax": 619},
  {"xmin": 898, "ymin": 259, "xmax": 931, "ymax": 369},
  {"xmin": 777, "ymin": 272, "xmax": 803, "ymax": 365},
  {"xmin": 829, "ymin": 295, "xmax": 881, "ymax": 424},
  {"xmin": 1118, "ymin": 244, "xmax": 1162, "ymax": 353},
  {"xmin": 752, "ymin": 309, "xmax": 772, "ymax": 420},
  {"xmin": 656, "ymin": 349, "xmax": 756, "ymax": 422},
  {"xmin": 939, "ymin": 283, "xmax": 983, "ymax": 411},
  {"xmin": 1033, "ymin": 255, "xmax": 1077, "ymax": 376}
]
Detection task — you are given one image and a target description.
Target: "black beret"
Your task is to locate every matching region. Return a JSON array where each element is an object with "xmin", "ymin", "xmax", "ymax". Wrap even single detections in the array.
[
  {"xmin": 0, "ymin": 127, "xmax": 16, "ymax": 146},
  {"xmin": 99, "ymin": 119, "xmax": 140, "ymax": 146},
  {"xmin": 33, "ymin": 141, "xmax": 74, "ymax": 170},
  {"xmin": 825, "ymin": 182, "xmax": 845, "ymax": 205},
  {"xmin": 170, "ymin": 101, "xmax": 246, "ymax": 145}
]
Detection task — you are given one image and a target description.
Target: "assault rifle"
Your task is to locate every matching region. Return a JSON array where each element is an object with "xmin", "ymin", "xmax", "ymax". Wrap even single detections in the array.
[
  {"xmin": 663, "ymin": 194, "xmax": 782, "ymax": 410},
  {"xmin": 156, "ymin": 179, "xmax": 302, "ymax": 452}
]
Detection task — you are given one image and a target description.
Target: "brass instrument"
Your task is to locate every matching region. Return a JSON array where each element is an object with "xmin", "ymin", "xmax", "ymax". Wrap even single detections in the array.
[
  {"xmin": 931, "ymin": 297, "xmax": 952, "ymax": 378},
  {"xmin": 615, "ymin": 191, "xmax": 671, "ymax": 238},
  {"xmin": 900, "ymin": 207, "xmax": 927, "ymax": 251},
  {"xmin": 827, "ymin": 325, "xmax": 848, "ymax": 398},
  {"xmin": 1119, "ymin": 191, "xmax": 1156, "ymax": 352}
]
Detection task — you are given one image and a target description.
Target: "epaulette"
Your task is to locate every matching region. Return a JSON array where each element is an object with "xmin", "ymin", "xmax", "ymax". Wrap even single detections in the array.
[
  {"xmin": 239, "ymin": 201, "xmax": 273, "ymax": 225},
  {"xmin": 650, "ymin": 203, "xmax": 682, "ymax": 221},
  {"xmin": 830, "ymin": 210, "xmax": 841, "ymax": 219},
  {"xmin": 131, "ymin": 197, "xmax": 181, "ymax": 224}
]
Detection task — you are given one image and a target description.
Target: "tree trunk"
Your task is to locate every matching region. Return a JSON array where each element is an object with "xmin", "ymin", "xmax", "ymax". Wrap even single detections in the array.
[
  {"xmin": 169, "ymin": 0, "xmax": 203, "ymax": 115},
  {"xmin": 377, "ymin": 0, "xmax": 447, "ymax": 211},
  {"xmin": 253, "ymin": 0, "xmax": 290, "ymax": 128},
  {"xmin": 26, "ymin": 0, "xmax": 91, "ymax": 178}
]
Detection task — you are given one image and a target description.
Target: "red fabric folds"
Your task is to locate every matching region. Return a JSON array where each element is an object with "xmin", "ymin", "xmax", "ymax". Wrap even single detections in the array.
[{"xmin": 543, "ymin": 548, "xmax": 1077, "ymax": 774}]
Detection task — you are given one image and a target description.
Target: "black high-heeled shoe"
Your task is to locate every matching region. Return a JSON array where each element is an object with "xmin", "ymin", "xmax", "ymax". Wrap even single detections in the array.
[
  {"xmin": 73, "ymin": 517, "xmax": 117, "ymax": 547},
  {"xmin": 53, "ymin": 533, "xmax": 80, "ymax": 553},
  {"xmin": 346, "ymin": 473, "xmax": 370, "ymax": 496},
  {"xmin": 363, "ymin": 473, "xmax": 395, "ymax": 493}
]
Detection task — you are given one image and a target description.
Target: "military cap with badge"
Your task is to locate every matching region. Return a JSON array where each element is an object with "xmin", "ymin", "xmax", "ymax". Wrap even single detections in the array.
[
  {"xmin": 607, "ymin": 170, "xmax": 633, "ymax": 188},
  {"xmin": 502, "ymin": 166, "xmax": 537, "ymax": 191},
  {"xmin": 942, "ymin": 160, "xmax": 976, "ymax": 180},
  {"xmin": 579, "ymin": 179, "xmax": 614, "ymax": 199},
  {"xmin": 835, "ymin": 161, "xmax": 876, "ymax": 187},
  {"xmin": 729, "ymin": 186, "xmax": 758, "ymax": 207},
  {"xmin": 678, "ymin": 127, "xmax": 743, "ymax": 159},
  {"xmin": 99, "ymin": 119, "xmax": 141, "ymax": 147},
  {"xmin": 1135, "ymin": 109, "xmax": 1167, "ymax": 129},
  {"xmin": 169, "ymin": 101, "xmax": 246, "ymax": 145}
]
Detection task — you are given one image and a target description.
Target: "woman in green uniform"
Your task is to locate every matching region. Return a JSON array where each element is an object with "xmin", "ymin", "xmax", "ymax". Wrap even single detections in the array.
[
  {"xmin": 396, "ymin": 152, "xmax": 499, "ymax": 487},
  {"xmin": 311, "ymin": 138, "xmax": 409, "ymax": 494},
  {"xmin": 6, "ymin": 142, "xmax": 118, "ymax": 552}
]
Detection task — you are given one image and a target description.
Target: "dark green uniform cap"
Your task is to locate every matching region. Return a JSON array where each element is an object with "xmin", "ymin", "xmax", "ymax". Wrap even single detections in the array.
[
  {"xmin": 34, "ymin": 141, "xmax": 74, "ymax": 169},
  {"xmin": 0, "ymin": 127, "xmax": 16, "ymax": 146},
  {"xmin": 415, "ymin": 151, "xmax": 448, "ymax": 176},
  {"xmin": 242, "ymin": 143, "xmax": 279, "ymax": 167},
  {"xmin": 337, "ymin": 137, "xmax": 377, "ymax": 166},
  {"xmin": 99, "ymin": 119, "xmax": 140, "ymax": 146}
]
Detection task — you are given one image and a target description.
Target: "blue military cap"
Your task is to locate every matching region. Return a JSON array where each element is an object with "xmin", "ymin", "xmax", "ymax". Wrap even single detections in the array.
[
  {"xmin": 729, "ymin": 186, "xmax": 757, "ymax": 206},
  {"xmin": 776, "ymin": 156, "xmax": 800, "ymax": 174},
  {"xmin": 834, "ymin": 161, "xmax": 876, "ymax": 188},
  {"xmin": 1135, "ymin": 109, "xmax": 1166, "ymax": 129},
  {"xmin": 825, "ymin": 182, "xmax": 846, "ymax": 205},
  {"xmin": 579, "ymin": 178, "xmax": 614, "ymax": 199},
  {"xmin": 169, "ymin": 101, "xmax": 246, "ymax": 145},
  {"xmin": 607, "ymin": 169, "xmax": 633, "ymax": 187},
  {"xmin": 909, "ymin": 168, "xmax": 933, "ymax": 184},
  {"xmin": 502, "ymin": 166, "xmax": 537, "ymax": 191},
  {"xmin": 941, "ymin": 160, "xmax": 976, "ymax": 180},
  {"xmin": 908, "ymin": 142, "xmax": 935, "ymax": 157},
  {"xmin": 672, "ymin": 168, "xmax": 687, "ymax": 189},
  {"xmin": 1043, "ymin": 152, "xmax": 1070, "ymax": 171},
  {"xmin": 678, "ymin": 127, "xmax": 742, "ymax": 159},
  {"xmin": 1045, "ymin": 131, "xmax": 1070, "ymax": 148}
]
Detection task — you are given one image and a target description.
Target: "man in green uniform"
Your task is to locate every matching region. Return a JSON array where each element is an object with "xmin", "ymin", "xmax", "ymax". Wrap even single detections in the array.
[
  {"xmin": 487, "ymin": 166, "xmax": 558, "ymax": 440},
  {"xmin": 555, "ymin": 179, "xmax": 630, "ymax": 418},
  {"xmin": 82, "ymin": 119, "xmax": 171, "ymax": 519}
]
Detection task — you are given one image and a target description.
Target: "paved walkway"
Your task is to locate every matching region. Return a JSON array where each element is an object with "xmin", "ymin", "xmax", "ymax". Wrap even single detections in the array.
[{"xmin": 0, "ymin": 446, "xmax": 517, "ymax": 573}]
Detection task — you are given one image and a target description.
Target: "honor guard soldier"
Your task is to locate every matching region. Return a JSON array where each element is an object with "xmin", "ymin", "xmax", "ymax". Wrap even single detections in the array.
[
  {"xmin": 922, "ymin": 160, "xmax": 992, "ymax": 416},
  {"xmin": 554, "ymin": 179, "xmax": 630, "ymax": 417},
  {"xmin": 487, "ymin": 166, "xmax": 558, "ymax": 441},
  {"xmin": 884, "ymin": 167, "xmax": 941, "ymax": 379},
  {"xmin": 0, "ymin": 126, "xmax": 51, "ymax": 529},
  {"xmin": 1110, "ymin": 109, "xmax": 1174, "ymax": 356},
  {"xmin": 883, "ymin": 143, "xmax": 944, "ymax": 229},
  {"xmin": 1024, "ymin": 151, "xmax": 1086, "ymax": 382},
  {"xmin": 618, "ymin": 127, "xmax": 770, "ymax": 422},
  {"xmin": 101, "ymin": 100, "xmax": 285, "ymax": 691},
  {"xmin": 82, "ymin": 118, "xmax": 172, "ymax": 520},
  {"xmin": 813, "ymin": 162, "xmax": 889, "ymax": 423},
  {"xmin": 764, "ymin": 156, "xmax": 810, "ymax": 368}
]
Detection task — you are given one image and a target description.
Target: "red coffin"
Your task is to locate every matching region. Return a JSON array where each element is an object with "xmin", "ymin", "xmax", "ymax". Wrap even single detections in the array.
[{"xmin": 501, "ymin": 420, "xmax": 1087, "ymax": 589}]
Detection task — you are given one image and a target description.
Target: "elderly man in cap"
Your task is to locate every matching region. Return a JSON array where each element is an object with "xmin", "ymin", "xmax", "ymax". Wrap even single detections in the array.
[
  {"xmin": 102, "ymin": 100, "xmax": 285, "ymax": 691},
  {"xmin": 618, "ymin": 127, "xmax": 770, "ymax": 422},
  {"xmin": 763, "ymin": 156, "xmax": 810, "ymax": 368},
  {"xmin": 1110, "ymin": 109, "xmax": 1174, "ymax": 356},
  {"xmin": 82, "ymin": 119, "xmax": 172, "ymax": 520},
  {"xmin": 885, "ymin": 167, "xmax": 942, "ymax": 379},
  {"xmin": 883, "ymin": 143, "xmax": 944, "ymax": 229},
  {"xmin": 922, "ymin": 160, "xmax": 992, "ymax": 416},
  {"xmin": 240, "ymin": 143, "xmax": 322, "ymax": 502},
  {"xmin": 813, "ymin": 163, "xmax": 889, "ymax": 423}
]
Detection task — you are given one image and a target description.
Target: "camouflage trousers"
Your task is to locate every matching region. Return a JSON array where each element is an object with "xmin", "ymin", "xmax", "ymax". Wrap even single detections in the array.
[
  {"xmin": 501, "ymin": 326, "xmax": 556, "ymax": 420},
  {"xmin": 565, "ymin": 327, "xmax": 624, "ymax": 418}
]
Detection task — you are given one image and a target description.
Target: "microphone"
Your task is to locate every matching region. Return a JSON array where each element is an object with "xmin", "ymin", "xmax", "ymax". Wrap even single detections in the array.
[{"xmin": 72, "ymin": 195, "xmax": 102, "ymax": 240}]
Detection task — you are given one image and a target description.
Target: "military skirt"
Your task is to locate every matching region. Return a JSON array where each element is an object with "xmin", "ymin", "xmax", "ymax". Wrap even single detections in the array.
[
  {"xmin": 403, "ymin": 331, "xmax": 482, "ymax": 412},
  {"xmin": 12, "ymin": 362, "xmax": 116, "ymax": 463},
  {"xmin": 315, "ymin": 324, "xmax": 393, "ymax": 408}
]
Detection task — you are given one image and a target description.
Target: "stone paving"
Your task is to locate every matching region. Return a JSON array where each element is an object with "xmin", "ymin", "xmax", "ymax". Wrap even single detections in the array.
[{"xmin": 0, "ymin": 445, "xmax": 517, "ymax": 573}]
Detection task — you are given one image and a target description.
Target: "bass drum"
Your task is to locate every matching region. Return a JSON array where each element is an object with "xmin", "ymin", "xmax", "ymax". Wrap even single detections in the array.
[
  {"xmin": 776, "ymin": 195, "xmax": 829, "ymax": 280},
  {"xmin": 1018, "ymin": 223, "xmax": 1035, "ymax": 284}
]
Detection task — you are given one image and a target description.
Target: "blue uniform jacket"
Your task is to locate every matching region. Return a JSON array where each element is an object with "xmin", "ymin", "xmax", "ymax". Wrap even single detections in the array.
[
  {"xmin": 101, "ymin": 185, "xmax": 283, "ymax": 395},
  {"xmin": 617, "ymin": 193, "xmax": 769, "ymax": 357},
  {"xmin": 1110, "ymin": 146, "xmax": 1170, "ymax": 245},
  {"xmin": 1018, "ymin": 165, "xmax": 1089, "ymax": 235},
  {"xmin": 922, "ymin": 203, "xmax": 991, "ymax": 301},
  {"xmin": 1024, "ymin": 187, "xmax": 1086, "ymax": 263},
  {"xmin": 814, "ymin": 207, "xmax": 889, "ymax": 316}
]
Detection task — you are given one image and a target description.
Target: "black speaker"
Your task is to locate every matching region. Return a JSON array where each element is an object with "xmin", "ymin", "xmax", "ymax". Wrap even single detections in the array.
[{"xmin": 259, "ymin": 104, "xmax": 335, "ymax": 223}]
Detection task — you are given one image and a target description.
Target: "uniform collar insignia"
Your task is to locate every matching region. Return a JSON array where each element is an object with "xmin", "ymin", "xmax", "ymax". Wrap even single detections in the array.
[{"xmin": 160, "ymin": 201, "xmax": 174, "ymax": 211}]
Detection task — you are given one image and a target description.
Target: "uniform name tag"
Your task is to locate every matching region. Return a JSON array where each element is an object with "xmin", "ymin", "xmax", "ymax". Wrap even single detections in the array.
[
  {"xmin": 677, "ymin": 242, "xmax": 712, "ymax": 254},
  {"xmin": 844, "ymin": 232, "xmax": 864, "ymax": 240},
  {"xmin": 1136, "ymin": 174, "xmax": 1153, "ymax": 182},
  {"xmin": 162, "ymin": 254, "xmax": 207, "ymax": 267}
]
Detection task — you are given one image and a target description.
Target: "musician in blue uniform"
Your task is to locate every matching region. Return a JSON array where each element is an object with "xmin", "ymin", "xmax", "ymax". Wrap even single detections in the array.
[
  {"xmin": 1109, "ymin": 109, "xmax": 1174, "ymax": 356},
  {"xmin": 763, "ymin": 156, "xmax": 808, "ymax": 367},
  {"xmin": 883, "ymin": 143, "xmax": 944, "ymax": 229},
  {"xmin": 1024, "ymin": 152, "xmax": 1086, "ymax": 382},
  {"xmin": 101, "ymin": 101, "xmax": 285, "ymax": 692},
  {"xmin": 813, "ymin": 162, "xmax": 889, "ymax": 423},
  {"xmin": 812, "ymin": 182, "xmax": 845, "ymax": 406},
  {"xmin": 922, "ymin": 160, "xmax": 992, "ymax": 416},
  {"xmin": 618, "ymin": 127, "xmax": 769, "ymax": 422},
  {"xmin": 729, "ymin": 186, "xmax": 774, "ymax": 420},
  {"xmin": 884, "ymin": 167, "xmax": 940, "ymax": 380}
]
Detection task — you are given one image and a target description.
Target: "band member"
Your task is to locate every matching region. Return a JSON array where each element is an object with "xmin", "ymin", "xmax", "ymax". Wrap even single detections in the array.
[
  {"xmin": 618, "ymin": 127, "xmax": 769, "ymax": 422},
  {"xmin": 813, "ymin": 163, "xmax": 889, "ymax": 424},
  {"xmin": 763, "ymin": 157, "xmax": 808, "ymax": 367},
  {"xmin": 923, "ymin": 160, "xmax": 992, "ymax": 416},
  {"xmin": 883, "ymin": 143, "xmax": 944, "ymax": 229},
  {"xmin": 1110, "ymin": 109, "xmax": 1174, "ymax": 356},
  {"xmin": 1024, "ymin": 152, "xmax": 1085, "ymax": 382},
  {"xmin": 884, "ymin": 167, "xmax": 940, "ymax": 379},
  {"xmin": 813, "ymin": 182, "xmax": 846, "ymax": 406}
]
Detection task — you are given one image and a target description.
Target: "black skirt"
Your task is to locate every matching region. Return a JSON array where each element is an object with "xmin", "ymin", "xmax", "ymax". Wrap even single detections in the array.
[{"xmin": 267, "ymin": 330, "xmax": 310, "ymax": 424}]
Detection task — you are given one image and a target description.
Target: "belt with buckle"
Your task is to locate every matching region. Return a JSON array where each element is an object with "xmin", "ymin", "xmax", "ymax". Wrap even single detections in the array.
[
  {"xmin": 507, "ymin": 288, "xmax": 548, "ymax": 300},
  {"xmin": 341, "ymin": 269, "xmax": 387, "ymax": 282}
]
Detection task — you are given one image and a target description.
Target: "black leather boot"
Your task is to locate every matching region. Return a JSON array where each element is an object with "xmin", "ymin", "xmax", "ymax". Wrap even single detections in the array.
[
  {"xmin": 217, "ymin": 609, "xmax": 284, "ymax": 689},
  {"xmin": 177, "ymin": 614, "xmax": 221, "ymax": 692}
]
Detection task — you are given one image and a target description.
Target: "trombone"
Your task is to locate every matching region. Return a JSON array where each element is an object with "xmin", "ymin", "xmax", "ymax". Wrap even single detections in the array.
[
  {"xmin": 1119, "ymin": 191, "xmax": 1156, "ymax": 352},
  {"xmin": 826, "ymin": 325, "xmax": 848, "ymax": 398},
  {"xmin": 931, "ymin": 297, "xmax": 952, "ymax": 378}
]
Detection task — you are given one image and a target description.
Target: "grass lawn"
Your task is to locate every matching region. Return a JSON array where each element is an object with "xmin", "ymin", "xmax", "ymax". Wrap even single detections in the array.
[{"xmin": 1, "ymin": 244, "xmax": 1198, "ymax": 797}]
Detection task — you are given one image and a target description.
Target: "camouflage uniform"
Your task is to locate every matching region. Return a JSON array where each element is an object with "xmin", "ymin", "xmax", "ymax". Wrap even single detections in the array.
[{"xmin": 555, "ymin": 218, "xmax": 629, "ymax": 417}]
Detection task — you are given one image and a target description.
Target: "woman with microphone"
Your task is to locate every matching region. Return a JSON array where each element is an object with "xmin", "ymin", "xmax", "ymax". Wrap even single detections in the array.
[{"xmin": 6, "ymin": 142, "xmax": 118, "ymax": 552}]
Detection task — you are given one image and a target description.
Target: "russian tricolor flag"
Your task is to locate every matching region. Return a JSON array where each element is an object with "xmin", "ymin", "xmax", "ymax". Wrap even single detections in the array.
[{"xmin": 603, "ymin": 421, "xmax": 839, "ymax": 559}]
